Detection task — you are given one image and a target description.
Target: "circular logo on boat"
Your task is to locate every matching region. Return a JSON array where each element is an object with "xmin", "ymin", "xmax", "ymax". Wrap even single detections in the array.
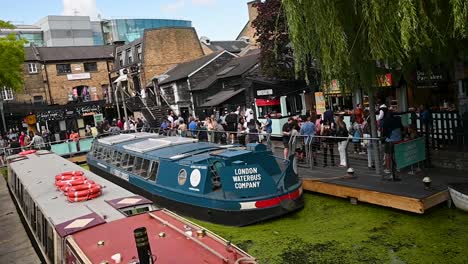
[
  {"xmin": 178, "ymin": 169, "xmax": 187, "ymax": 185},
  {"xmin": 190, "ymin": 169, "xmax": 201, "ymax": 187}
]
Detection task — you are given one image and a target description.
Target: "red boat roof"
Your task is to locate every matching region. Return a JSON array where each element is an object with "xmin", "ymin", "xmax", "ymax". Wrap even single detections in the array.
[{"xmin": 70, "ymin": 210, "xmax": 255, "ymax": 264}]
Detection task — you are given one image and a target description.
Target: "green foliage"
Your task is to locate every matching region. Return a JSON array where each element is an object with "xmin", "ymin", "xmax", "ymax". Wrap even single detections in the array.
[
  {"xmin": 282, "ymin": 0, "xmax": 468, "ymax": 91},
  {"xmin": 252, "ymin": 0, "xmax": 295, "ymax": 79},
  {"xmin": 0, "ymin": 20, "xmax": 26, "ymax": 91}
]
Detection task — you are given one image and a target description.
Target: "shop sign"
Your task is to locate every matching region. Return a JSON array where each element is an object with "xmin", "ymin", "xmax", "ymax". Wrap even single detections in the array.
[
  {"xmin": 322, "ymin": 80, "xmax": 351, "ymax": 94},
  {"xmin": 37, "ymin": 110, "xmax": 65, "ymax": 121},
  {"xmin": 416, "ymin": 71, "xmax": 446, "ymax": 88},
  {"xmin": 377, "ymin": 73, "xmax": 393, "ymax": 87},
  {"xmin": 65, "ymin": 110, "xmax": 76, "ymax": 118},
  {"xmin": 257, "ymin": 89, "xmax": 273, "ymax": 96},
  {"xmin": 77, "ymin": 104, "xmax": 102, "ymax": 116},
  {"xmin": 93, "ymin": 113, "xmax": 104, "ymax": 124},
  {"xmin": 314, "ymin": 92, "xmax": 326, "ymax": 115},
  {"xmin": 394, "ymin": 137, "xmax": 426, "ymax": 169},
  {"xmin": 67, "ymin": 73, "xmax": 91, "ymax": 81}
]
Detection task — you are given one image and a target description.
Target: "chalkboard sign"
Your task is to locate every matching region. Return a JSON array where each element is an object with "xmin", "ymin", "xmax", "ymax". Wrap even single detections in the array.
[{"xmin": 394, "ymin": 137, "xmax": 426, "ymax": 169}]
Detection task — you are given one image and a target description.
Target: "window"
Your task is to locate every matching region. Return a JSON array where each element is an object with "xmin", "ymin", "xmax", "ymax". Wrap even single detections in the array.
[
  {"xmin": 286, "ymin": 94, "xmax": 303, "ymax": 115},
  {"xmin": 84, "ymin": 62, "xmax": 97, "ymax": 72},
  {"xmin": 148, "ymin": 161, "xmax": 159, "ymax": 181},
  {"xmin": 1, "ymin": 87, "xmax": 14, "ymax": 101},
  {"xmin": 118, "ymin": 52, "xmax": 123, "ymax": 67},
  {"xmin": 33, "ymin": 96, "xmax": 44, "ymax": 104},
  {"xmin": 136, "ymin": 45, "xmax": 142, "ymax": 60},
  {"xmin": 126, "ymin": 48, "xmax": 132, "ymax": 64},
  {"xmin": 56, "ymin": 64, "xmax": 71, "ymax": 74},
  {"xmin": 28, "ymin": 63, "xmax": 38, "ymax": 74}
]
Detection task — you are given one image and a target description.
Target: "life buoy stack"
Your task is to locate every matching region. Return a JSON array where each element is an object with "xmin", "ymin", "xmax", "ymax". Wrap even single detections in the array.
[
  {"xmin": 19, "ymin": 150, "xmax": 37, "ymax": 156},
  {"xmin": 54, "ymin": 171, "xmax": 102, "ymax": 202}
]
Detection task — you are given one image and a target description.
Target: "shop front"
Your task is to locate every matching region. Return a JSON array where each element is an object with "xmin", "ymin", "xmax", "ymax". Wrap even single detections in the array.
[{"xmin": 36, "ymin": 100, "xmax": 106, "ymax": 141}]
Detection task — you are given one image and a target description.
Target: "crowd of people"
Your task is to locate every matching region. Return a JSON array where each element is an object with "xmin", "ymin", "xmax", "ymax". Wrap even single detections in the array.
[{"xmin": 157, "ymin": 104, "xmax": 425, "ymax": 174}]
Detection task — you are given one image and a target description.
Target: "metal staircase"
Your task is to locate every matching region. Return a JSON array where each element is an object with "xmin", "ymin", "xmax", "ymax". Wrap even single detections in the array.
[{"xmin": 121, "ymin": 89, "xmax": 169, "ymax": 128}]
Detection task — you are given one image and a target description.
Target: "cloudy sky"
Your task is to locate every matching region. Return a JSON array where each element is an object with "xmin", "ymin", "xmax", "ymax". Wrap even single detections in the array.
[{"xmin": 2, "ymin": 0, "xmax": 250, "ymax": 40}]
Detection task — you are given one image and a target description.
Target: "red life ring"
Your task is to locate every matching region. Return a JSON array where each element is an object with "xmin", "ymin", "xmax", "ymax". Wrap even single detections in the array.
[
  {"xmin": 67, "ymin": 186, "xmax": 101, "ymax": 198},
  {"xmin": 65, "ymin": 183, "xmax": 98, "ymax": 192},
  {"xmin": 55, "ymin": 175, "xmax": 86, "ymax": 181},
  {"xmin": 55, "ymin": 178, "xmax": 87, "ymax": 187},
  {"xmin": 68, "ymin": 191, "xmax": 101, "ymax": 202},
  {"xmin": 60, "ymin": 182, "xmax": 96, "ymax": 193},
  {"xmin": 19, "ymin": 150, "xmax": 37, "ymax": 156},
  {"xmin": 58, "ymin": 171, "xmax": 85, "ymax": 177}
]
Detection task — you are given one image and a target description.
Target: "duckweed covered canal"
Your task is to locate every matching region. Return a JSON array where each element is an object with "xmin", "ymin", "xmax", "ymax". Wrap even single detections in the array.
[
  {"xmin": 193, "ymin": 194, "xmax": 468, "ymax": 264},
  {"xmin": 80, "ymin": 163, "xmax": 468, "ymax": 263}
]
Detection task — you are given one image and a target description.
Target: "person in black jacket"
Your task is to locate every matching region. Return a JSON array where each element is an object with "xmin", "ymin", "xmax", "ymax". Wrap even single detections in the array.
[{"xmin": 225, "ymin": 110, "xmax": 238, "ymax": 144}]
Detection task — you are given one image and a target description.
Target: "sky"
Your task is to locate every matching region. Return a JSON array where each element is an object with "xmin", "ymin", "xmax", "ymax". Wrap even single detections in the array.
[{"xmin": 1, "ymin": 0, "xmax": 251, "ymax": 40}]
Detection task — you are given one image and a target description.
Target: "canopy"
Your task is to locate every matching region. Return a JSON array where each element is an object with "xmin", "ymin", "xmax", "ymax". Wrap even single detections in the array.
[
  {"xmin": 199, "ymin": 88, "xmax": 245, "ymax": 107},
  {"xmin": 255, "ymin": 98, "xmax": 280, "ymax": 106}
]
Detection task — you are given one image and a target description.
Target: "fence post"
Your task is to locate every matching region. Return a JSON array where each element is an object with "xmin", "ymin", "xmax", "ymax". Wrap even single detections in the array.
[{"xmin": 425, "ymin": 128, "xmax": 432, "ymax": 167}]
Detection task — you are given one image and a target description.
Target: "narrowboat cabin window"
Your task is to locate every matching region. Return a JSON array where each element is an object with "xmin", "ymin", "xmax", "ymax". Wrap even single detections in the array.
[
  {"xmin": 112, "ymin": 152, "xmax": 123, "ymax": 166},
  {"xmin": 36, "ymin": 209, "xmax": 44, "ymax": 248},
  {"xmin": 123, "ymin": 155, "xmax": 135, "ymax": 171},
  {"xmin": 147, "ymin": 161, "xmax": 159, "ymax": 181},
  {"xmin": 121, "ymin": 206, "xmax": 150, "ymax": 216},
  {"xmin": 105, "ymin": 149, "xmax": 114, "ymax": 162},
  {"xmin": 133, "ymin": 157, "xmax": 149, "ymax": 177},
  {"xmin": 46, "ymin": 222, "xmax": 54, "ymax": 261}
]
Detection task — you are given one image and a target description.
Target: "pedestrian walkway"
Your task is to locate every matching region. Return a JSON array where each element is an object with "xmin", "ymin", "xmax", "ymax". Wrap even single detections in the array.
[{"xmin": 0, "ymin": 176, "xmax": 40, "ymax": 264}]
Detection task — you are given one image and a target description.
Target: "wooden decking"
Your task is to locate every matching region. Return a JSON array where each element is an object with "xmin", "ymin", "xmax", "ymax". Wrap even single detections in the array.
[
  {"xmin": 299, "ymin": 167, "xmax": 464, "ymax": 214},
  {"xmin": 67, "ymin": 154, "xmax": 87, "ymax": 164},
  {"xmin": 0, "ymin": 176, "xmax": 40, "ymax": 264}
]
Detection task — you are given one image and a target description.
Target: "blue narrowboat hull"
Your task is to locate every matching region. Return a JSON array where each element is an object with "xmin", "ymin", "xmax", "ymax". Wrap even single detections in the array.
[{"xmin": 88, "ymin": 159, "xmax": 304, "ymax": 226}]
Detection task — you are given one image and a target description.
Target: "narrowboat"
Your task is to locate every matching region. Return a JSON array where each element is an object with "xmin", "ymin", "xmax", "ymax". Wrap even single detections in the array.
[
  {"xmin": 7, "ymin": 150, "xmax": 256, "ymax": 264},
  {"xmin": 87, "ymin": 132, "xmax": 304, "ymax": 226},
  {"xmin": 448, "ymin": 183, "xmax": 468, "ymax": 212}
]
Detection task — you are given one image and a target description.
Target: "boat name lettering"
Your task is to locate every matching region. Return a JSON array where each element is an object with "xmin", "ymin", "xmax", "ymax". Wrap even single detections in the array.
[
  {"xmin": 97, "ymin": 163, "xmax": 107, "ymax": 169},
  {"xmin": 233, "ymin": 167, "xmax": 261, "ymax": 189},
  {"xmin": 234, "ymin": 168, "xmax": 258, "ymax": 175},
  {"xmin": 189, "ymin": 187, "xmax": 200, "ymax": 192}
]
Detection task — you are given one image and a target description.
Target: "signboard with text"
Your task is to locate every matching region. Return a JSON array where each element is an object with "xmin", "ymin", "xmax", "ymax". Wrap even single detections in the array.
[
  {"xmin": 93, "ymin": 114, "xmax": 104, "ymax": 125},
  {"xmin": 220, "ymin": 165, "xmax": 275, "ymax": 197},
  {"xmin": 67, "ymin": 73, "xmax": 91, "ymax": 81},
  {"xmin": 315, "ymin": 92, "xmax": 326, "ymax": 115},
  {"xmin": 394, "ymin": 137, "xmax": 426, "ymax": 169}
]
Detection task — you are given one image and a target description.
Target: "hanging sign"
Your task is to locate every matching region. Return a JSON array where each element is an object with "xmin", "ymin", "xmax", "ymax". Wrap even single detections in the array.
[
  {"xmin": 315, "ymin": 92, "xmax": 326, "ymax": 115},
  {"xmin": 93, "ymin": 114, "xmax": 104, "ymax": 125}
]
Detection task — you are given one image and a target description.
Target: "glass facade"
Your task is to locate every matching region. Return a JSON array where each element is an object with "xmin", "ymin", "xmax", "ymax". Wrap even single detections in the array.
[
  {"xmin": 102, "ymin": 19, "xmax": 192, "ymax": 44},
  {"xmin": 20, "ymin": 33, "xmax": 45, "ymax": 47}
]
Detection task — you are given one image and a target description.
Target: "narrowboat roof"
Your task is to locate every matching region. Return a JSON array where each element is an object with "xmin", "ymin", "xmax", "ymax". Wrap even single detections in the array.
[
  {"xmin": 9, "ymin": 152, "xmax": 151, "ymax": 234},
  {"xmin": 70, "ymin": 210, "xmax": 254, "ymax": 264},
  {"xmin": 122, "ymin": 137, "xmax": 199, "ymax": 153},
  {"xmin": 98, "ymin": 133, "xmax": 251, "ymax": 161},
  {"xmin": 97, "ymin": 132, "xmax": 158, "ymax": 145}
]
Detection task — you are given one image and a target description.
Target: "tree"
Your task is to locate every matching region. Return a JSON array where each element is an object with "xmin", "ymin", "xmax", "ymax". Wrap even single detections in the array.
[
  {"xmin": 282, "ymin": 0, "xmax": 467, "ymax": 172},
  {"xmin": 0, "ymin": 20, "xmax": 26, "ymax": 91},
  {"xmin": 252, "ymin": 0, "xmax": 295, "ymax": 79}
]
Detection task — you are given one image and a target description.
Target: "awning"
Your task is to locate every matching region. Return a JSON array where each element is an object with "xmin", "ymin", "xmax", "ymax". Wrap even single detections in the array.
[
  {"xmin": 256, "ymin": 98, "xmax": 280, "ymax": 106},
  {"xmin": 113, "ymin": 75, "xmax": 127, "ymax": 84},
  {"xmin": 199, "ymin": 88, "xmax": 245, "ymax": 107}
]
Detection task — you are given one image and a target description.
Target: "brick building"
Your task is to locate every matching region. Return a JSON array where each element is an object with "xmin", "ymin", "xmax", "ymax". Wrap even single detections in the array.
[
  {"xmin": 114, "ymin": 27, "xmax": 205, "ymax": 93},
  {"xmin": 4, "ymin": 45, "xmax": 114, "ymax": 138},
  {"xmin": 236, "ymin": 0, "xmax": 260, "ymax": 45}
]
